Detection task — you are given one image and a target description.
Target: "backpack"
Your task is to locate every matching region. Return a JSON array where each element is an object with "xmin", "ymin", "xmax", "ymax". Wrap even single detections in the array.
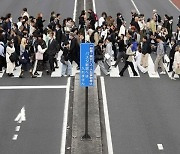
[{"xmin": 9, "ymin": 52, "xmax": 18, "ymax": 63}]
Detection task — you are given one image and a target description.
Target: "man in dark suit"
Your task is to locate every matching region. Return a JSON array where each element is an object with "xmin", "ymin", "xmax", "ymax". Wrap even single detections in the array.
[
  {"xmin": 46, "ymin": 31, "xmax": 59, "ymax": 73},
  {"xmin": 69, "ymin": 32, "xmax": 80, "ymax": 69}
]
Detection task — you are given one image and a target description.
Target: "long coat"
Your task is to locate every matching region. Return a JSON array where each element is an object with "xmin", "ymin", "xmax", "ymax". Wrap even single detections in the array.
[
  {"xmin": 173, "ymin": 51, "xmax": 180, "ymax": 74},
  {"xmin": 6, "ymin": 46, "xmax": 15, "ymax": 74}
]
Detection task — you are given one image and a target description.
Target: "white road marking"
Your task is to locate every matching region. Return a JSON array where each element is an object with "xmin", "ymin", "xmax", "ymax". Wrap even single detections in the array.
[
  {"xmin": 128, "ymin": 58, "xmax": 140, "ymax": 78},
  {"xmin": 60, "ymin": 77, "xmax": 71, "ymax": 154},
  {"xmin": 12, "ymin": 134, "xmax": 18, "ymax": 140},
  {"xmin": 0, "ymin": 70, "xmax": 5, "ymax": 78},
  {"xmin": 13, "ymin": 66, "xmax": 21, "ymax": 78},
  {"xmin": 169, "ymin": 0, "xmax": 180, "ymax": 11},
  {"xmin": 15, "ymin": 126, "xmax": 21, "ymax": 132},
  {"xmin": 157, "ymin": 144, "xmax": 164, "ymax": 150},
  {"xmin": 51, "ymin": 51, "xmax": 62, "ymax": 77},
  {"xmin": 14, "ymin": 106, "xmax": 26, "ymax": 123},
  {"xmin": 110, "ymin": 61, "xmax": 120, "ymax": 77},
  {"xmin": 94, "ymin": 65, "xmax": 101, "ymax": 76},
  {"xmin": 131, "ymin": 0, "xmax": 140, "ymax": 14},
  {"xmin": 92, "ymin": 0, "xmax": 98, "ymax": 28},
  {"xmin": 148, "ymin": 55, "xmax": 160, "ymax": 78},
  {"xmin": 73, "ymin": 0, "xmax": 78, "ymax": 22},
  {"xmin": 100, "ymin": 77, "xmax": 114, "ymax": 154},
  {"xmin": 0, "ymin": 85, "xmax": 67, "ymax": 90},
  {"xmin": 84, "ymin": 0, "xmax": 86, "ymax": 10}
]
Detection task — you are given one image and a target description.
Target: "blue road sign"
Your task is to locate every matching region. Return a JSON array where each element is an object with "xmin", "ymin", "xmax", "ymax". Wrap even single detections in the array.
[{"xmin": 80, "ymin": 43, "xmax": 94, "ymax": 87}]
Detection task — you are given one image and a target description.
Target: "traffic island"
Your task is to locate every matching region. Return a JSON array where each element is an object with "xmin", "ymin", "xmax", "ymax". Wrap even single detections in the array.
[{"xmin": 70, "ymin": 74, "xmax": 102, "ymax": 154}]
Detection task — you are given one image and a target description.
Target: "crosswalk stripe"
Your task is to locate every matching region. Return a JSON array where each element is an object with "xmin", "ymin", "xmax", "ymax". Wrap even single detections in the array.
[
  {"xmin": 0, "ymin": 70, "xmax": 5, "ymax": 78},
  {"xmin": 94, "ymin": 65, "xmax": 101, "ymax": 76},
  {"xmin": 163, "ymin": 55, "xmax": 179, "ymax": 79},
  {"xmin": 110, "ymin": 60, "xmax": 120, "ymax": 77},
  {"xmin": 148, "ymin": 55, "xmax": 160, "ymax": 78},
  {"xmin": 13, "ymin": 66, "xmax": 21, "ymax": 78},
  {"xmin": 128, "ymin": 58, "xmax": 140, "ymax": 78},
  {"xmin": 51, "ymin": 51, "xmax": 62, "ymax": 77}
]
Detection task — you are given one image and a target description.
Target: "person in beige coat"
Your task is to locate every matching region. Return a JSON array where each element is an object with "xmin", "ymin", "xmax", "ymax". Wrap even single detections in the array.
[
  {"xmin": 119, "ymin": 42, "xmax": 138, "ymax": 77},
  {"xmin": 171, "ymin": 45, "xmax": 180, "ymax": 80},
  {"xmin": 6, "ymin": 41, "xmax": 15, "ymax": 76}
]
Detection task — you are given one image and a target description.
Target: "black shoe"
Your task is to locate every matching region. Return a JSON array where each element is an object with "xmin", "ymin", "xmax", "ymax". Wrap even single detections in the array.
[
  {"xmin": 8, "ymin": 73, "xmax": 14, "ymax": 77},
  {"xmin": 51, "ymin": 69, "xmax": 55, "ymax": 72},
  {"xmin": 119, "ymin": 73, "xmax": 123, "ymax": 77},
  {"xmin": 134, "ymin": 73, "xmax": 138, "ymax": 76},
  {"xmin": 46, "ymin": 70, "xmax": 50, "ymax": 75},
  {"xmin": 19, "ymin": 75, "xmax": 24, "ymax": 78},
  {"xmin": 76, "ymin": 67, "xmax": 80, "ymax": 70},
  {"xmin": 168, "ymin": 70, "xmax": 172, "ymax": 72},
  {"xmin": 31, "ymin": 75, "xmax": 37, "ymax": 78},
  {"xmin": 55, "ymin": 66, "xmax": 59, "ymax": 69}
]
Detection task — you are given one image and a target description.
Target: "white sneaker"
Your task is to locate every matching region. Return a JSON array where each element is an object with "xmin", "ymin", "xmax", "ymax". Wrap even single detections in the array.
[
  {"xmin": 171, "ymin": 77, "xmax": 176, "ymax": 80},
  {"xmin": 160, "ymin": 71, "xmax": 166, "ymax": 75},
  {"xmin": 151, "ymin": 72, "xmax": 157, "ymax": 75}
]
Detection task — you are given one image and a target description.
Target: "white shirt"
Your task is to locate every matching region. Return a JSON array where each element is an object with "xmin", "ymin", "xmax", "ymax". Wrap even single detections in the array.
[
  {"xmin": 98, "ymin": 17, "xmax": 105, "ymax": 27},
  {"xmin": 118, "ymin": 25, "xmax": 126, "ymax": 36}
]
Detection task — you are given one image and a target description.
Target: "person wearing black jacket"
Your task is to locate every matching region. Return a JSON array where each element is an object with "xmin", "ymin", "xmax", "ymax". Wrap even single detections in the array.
[
  {"xmin": 116, "ymin": 13, "xmax": 124, "ymax": 30},
  {"xmin": 55, "ymin": 24, "xmax": 63, "ymax": 51},
  {"xmin": 69, "ymin": 32, "xmax": 80, "ymax": 69},
  {"xmin": 46, "ymin": 31, "xmax": 59, "ymax": 73},
  {"xmin": 94, "ymin": 40, "xmax": 110, "ymax": 76},
  {"xmin": 113, "ymin": 35, "xmax": 126, "ymax": 67},
  {"xmin": 169, "ymin": 39, "xmax": 177, "ymax": 72},
  {"xmin": 87, "ymin": 9, "xmax": 96, "ymax": 30},
  {"xmin": 61, "ymin": 42, "xmax": 72, "ymax": 76},
  {"xmin": 140, "ymin": 36, "xmax": 151, "ymax": 68},
  {"xmin": 79, "ymin": 10, "xmax": 86, "ymax": 32}
]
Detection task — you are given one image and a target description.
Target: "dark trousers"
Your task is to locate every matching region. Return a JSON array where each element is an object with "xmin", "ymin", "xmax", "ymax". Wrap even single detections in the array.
[
  {"xmin": 169, "ymin": 58, "xmax": 174, "ymax": 71},
  {"xmin": 48, "ymin": 55, "xmax": 55, "ymax": 71},
  {"xmin": 0, "ymin": 55, "xmax": 6, "ymax": 71},
  {"xmin": 114, "ymin": 52, "xmax": 125, "ymax": 67},
  {"xmin": 120, "ymin": 61, "xmax": 138, "ymax": 76}
]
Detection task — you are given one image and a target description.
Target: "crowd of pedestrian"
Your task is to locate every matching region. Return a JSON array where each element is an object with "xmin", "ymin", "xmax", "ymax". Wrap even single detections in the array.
[{"xmin": 0, "ymin": 8, "xmax": 180, "ymax": 79}]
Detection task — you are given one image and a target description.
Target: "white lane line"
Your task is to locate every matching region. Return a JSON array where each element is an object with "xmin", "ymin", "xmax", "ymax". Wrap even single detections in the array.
[
  {"xmin": 100, "ymin": 77, "xmax": 114, "ymax": 154},
  {"xmin": 131, "ymin": 0, "xmax": 140, "ymax": 14},
  {"xmin": 73, "ymin": 0, "xmax": 78, "ymax": 21},
  {"xmin": 92, "ymin": 0, "xmax": 98, "ymax": 28},
  {"xmin": 169, "ymin": 0, "xmax": 180, "ymax": 12},
  {"xmin": 15, "ymin": 126, "xmax": 21, "ymax": 132},
  {"xmin": 84, "ymin": 0, "xmax": 86, "ymax": 10},
  {"xmin": 157, "ymin": 144, "xmax": 164, "ymax": 150},
  {"xmin": 60, "ymin": 77, "xmax": 71, "ymax": 154},
  {"xmin": 0, "ymin": 85, "xmax": 67, "ymax": 90},
  {"xmin": 12, "ymin": 134, "xmax": 18, "ymax": 140}
]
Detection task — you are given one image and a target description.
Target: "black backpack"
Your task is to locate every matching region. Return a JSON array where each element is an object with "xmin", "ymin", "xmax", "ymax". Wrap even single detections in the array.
[{"xmin": 9, "ymin": 52, "xmax": 18, "ymax": 63}]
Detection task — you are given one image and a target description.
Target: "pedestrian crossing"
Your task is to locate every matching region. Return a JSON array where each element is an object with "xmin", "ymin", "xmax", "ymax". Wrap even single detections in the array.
[{"xmin": 0, "ymin": 53, "xmax": 179, "ymax": 80}]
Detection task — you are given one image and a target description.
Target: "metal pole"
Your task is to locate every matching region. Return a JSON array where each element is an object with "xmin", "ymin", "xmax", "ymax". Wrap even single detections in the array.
[{"xmin": 82, "ymin": 87, "xmax": 91, "ymax": 140}]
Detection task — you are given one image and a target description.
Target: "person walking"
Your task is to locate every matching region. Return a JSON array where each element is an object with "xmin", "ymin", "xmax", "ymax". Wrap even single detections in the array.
[
  {"xmin": 6, "ymin": 41, "xmax": 16, "ymax": 76},
  {"xmin": 94, "ymin": 40, "xmax": 110, "ymax": 76},
  {"xmin": 171, "ymin": 45, "xmax": 180, "ymax": 80},
  {"xmin": 119, "ymin": 42, "xmax": 138, "ymax": 77},
  {"xmin": 153, "ymin": 35, "xmax": 166, "ymax": 74},
  {"xmin": 61, "ymin": 42, "xmax": 72, "ymax": 77}
]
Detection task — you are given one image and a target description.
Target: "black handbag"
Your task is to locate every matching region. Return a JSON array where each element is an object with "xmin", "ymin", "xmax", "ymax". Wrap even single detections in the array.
[
  {"xmin": 9, "ymin": 52, "xmax": 18, "ymax": 63},
  {"xmin": 60, "ymin": 55, "xmax": 66, "ymax": 64}
]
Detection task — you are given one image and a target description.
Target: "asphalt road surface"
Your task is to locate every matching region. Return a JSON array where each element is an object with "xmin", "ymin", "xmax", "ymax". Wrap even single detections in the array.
[
  {"xmin": 0, "ymin": 78, "xmax": 68, "ymax": 154},
  {"xmin": 0, "ymin": 0, "xmax": 180, "ymax": 154}
]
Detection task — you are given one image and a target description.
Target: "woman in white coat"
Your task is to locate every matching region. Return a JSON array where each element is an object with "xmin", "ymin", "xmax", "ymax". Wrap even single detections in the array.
[
  {"xmin": 171, "ymin": 45, "xmax": 180, "ymax": 80},
  {"xmin": 6, "ymin": 41, "xmax": 15, "ymax": 76}
]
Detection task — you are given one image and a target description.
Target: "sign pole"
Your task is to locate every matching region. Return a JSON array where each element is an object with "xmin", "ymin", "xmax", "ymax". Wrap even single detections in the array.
[{"xmin": 82, "ymin": 86, "xmax": 91, "ymax": 139}]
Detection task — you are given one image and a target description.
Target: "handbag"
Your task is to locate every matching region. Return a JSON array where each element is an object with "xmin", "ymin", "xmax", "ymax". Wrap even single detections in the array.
[
  {"xmin": 35, "ymin": 52, "xmax": 43, "ymax": 60},
  {"xmin": 19, "ymin": 55, "xmax": 27, "ymax": 64},
  {"xmin": 60, "ymin": 55, "xmax": 66, "ymax": 64},
  {"xmin": 9, "ymin": 52, "xmax": 18, "ymax": 63}
]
